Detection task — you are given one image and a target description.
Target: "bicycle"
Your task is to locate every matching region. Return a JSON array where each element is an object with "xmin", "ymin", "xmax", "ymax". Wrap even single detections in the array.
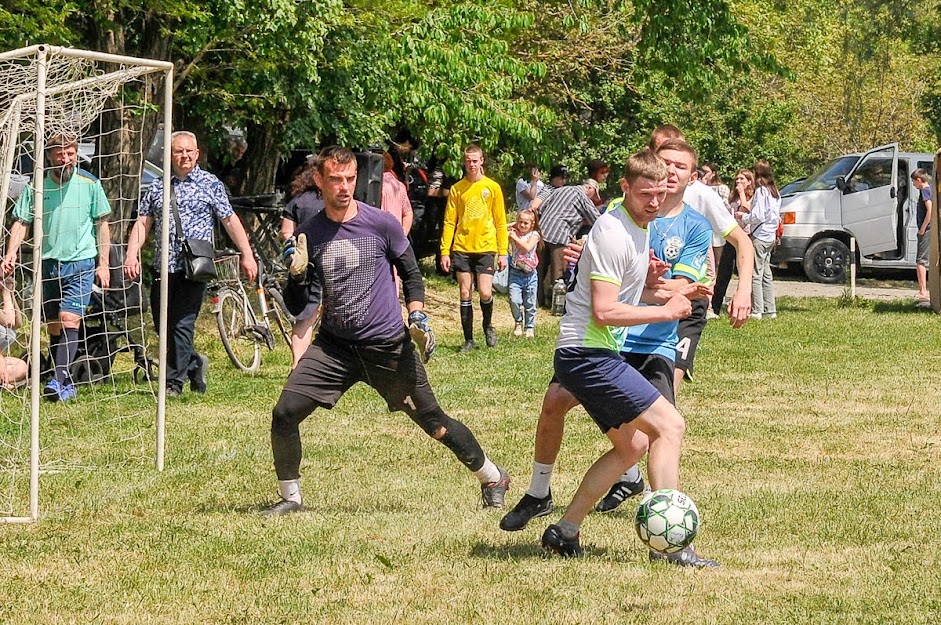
[{"xmin": 211, "ymin": 250, "xmax": 295, "ymax": 372}]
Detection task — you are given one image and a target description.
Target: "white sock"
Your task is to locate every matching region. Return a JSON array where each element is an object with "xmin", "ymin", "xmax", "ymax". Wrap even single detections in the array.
[
  {"xmin": 277, "ymin": 479, "xmax": 302, "ymax": 504},
  {"xmin": 620, "ymin": 464, "xmax": 641, "ymax": 484},
  {"xmin": 527, "ymin": 461, "xmax": 554, "ymax": 499},
  {"xmin": 474, "ymin": 458, "xmax": 501, "ymax": 484}
]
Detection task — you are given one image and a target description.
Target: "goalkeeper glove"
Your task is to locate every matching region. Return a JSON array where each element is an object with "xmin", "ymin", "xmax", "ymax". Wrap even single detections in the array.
[
  {"xmin": 407, "ymin": 310, "xmax": 436, "ymax": 363},
  {"xmin": 282, "ymin": 234, "xmax": 309, "ymax": 277}
]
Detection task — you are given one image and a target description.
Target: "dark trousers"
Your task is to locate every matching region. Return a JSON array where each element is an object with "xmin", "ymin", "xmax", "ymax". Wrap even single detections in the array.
[
  {"xmin": 712, "ymin": 243, "xmax": 736, "ymax": 315},
  {"xmin": 537, "ymin": 242, "xmax": 567, "ymax": 308},
  {"xmin": 151, "ymin": 273, "xmax": 206, "ymax": 389}
]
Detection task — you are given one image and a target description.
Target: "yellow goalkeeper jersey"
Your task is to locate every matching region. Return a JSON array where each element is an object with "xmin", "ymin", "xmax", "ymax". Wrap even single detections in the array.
[{"xmin": 440, "ymin": 175, "xmax": 508, "ymax": 256}]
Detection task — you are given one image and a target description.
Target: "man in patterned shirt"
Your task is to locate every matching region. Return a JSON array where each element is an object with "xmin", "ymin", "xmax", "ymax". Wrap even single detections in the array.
[
  {"xmin": 262, "ymin": 146, "xmax": 510, "ymax": 517},
  {"xmin": 439, "ymin": 144, "xmax": 508, "ymax": 351},
  {"xmin": 533, "ymin": 179, "xmax": 601, "ymax": 308},
  {"xmin": 125, "ymin": 131, "xmax": 256, "ymax": 397}
]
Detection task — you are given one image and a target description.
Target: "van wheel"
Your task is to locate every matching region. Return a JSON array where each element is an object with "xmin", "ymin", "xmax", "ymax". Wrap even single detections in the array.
[{"xmin": 803, "ymin": 238, "xmax": 850, "ymax": 284}]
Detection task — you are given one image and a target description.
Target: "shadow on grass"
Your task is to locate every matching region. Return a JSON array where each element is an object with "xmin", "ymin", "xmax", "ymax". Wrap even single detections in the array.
[
  {"xmin": 469, "ymin": 541, "xmax": 612, "ymax": 561},
  {"xmin": 872, "ymin": 301, "xmax": 937, "ymax": 314}
]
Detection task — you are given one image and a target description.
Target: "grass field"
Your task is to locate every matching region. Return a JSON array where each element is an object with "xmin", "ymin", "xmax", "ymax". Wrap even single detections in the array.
[{"xmin": 2, "ymin": 275, "xmax": 941, "ymax": 624}]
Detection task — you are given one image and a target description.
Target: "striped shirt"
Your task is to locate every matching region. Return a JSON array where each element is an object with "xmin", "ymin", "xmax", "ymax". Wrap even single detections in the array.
[{"xmin": 537, "ymin": 185, "xmax": 600, "ymax": 245}]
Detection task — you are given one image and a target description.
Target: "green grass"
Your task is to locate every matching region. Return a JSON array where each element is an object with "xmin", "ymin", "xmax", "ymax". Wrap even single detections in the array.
[{"xmin": 2, "ymin": 284, "xmax": 941, "ymax": 624}]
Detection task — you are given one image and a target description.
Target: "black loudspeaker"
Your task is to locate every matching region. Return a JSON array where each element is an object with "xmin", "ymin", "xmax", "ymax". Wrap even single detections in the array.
[{"xmin": 354, "ymin": 152, "xmax": 383, "ymax": 207}]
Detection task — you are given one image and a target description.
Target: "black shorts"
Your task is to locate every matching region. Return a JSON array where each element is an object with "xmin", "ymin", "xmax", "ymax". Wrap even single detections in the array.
[
  {"xmin": 283, "ymin": 329, "xmax": 441, "ymax": 416},
  {"xmin": 675, "ymin": 298, "xmax": 707, "ymax": 378},
  {"xmin": 622, "ymin": 352, "xmax": 675, "ymax": 405},
  {"xmin": 451, "ymin": 252, "xmax": 496, "ymax": 275}
]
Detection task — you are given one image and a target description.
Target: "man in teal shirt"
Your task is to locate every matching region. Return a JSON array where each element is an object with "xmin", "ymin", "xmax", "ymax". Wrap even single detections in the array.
[{"xmin": 1, "ymin": 134, "xmax": 112, "ymax": 402}]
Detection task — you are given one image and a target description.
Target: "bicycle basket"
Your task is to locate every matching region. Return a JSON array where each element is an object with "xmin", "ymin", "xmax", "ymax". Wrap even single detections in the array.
[{"xmin": 213, "ymin": 254, "xmax": 241, "ymax": 283}]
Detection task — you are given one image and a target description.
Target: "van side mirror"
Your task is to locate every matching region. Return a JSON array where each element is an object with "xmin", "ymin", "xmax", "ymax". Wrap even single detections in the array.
[{"xmin": 835, "ymin": 176, "xmax": 846, "ymax": 192}]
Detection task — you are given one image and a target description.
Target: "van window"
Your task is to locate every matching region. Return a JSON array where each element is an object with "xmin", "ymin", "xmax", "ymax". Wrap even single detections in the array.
[
  {"xmin": 917, "ymin": 161, "xmax": 933, "ymax": 175},
  {"xmin": 845, "ymin": 157, "xmax": 892, "ymax": 194},
  {"xmin": 795, "ymin": 156, "xmax": 859, "ymax": 192}
]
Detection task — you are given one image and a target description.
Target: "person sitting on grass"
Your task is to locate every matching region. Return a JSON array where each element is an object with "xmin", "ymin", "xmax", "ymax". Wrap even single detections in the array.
[{"xmin": 1, "ymin": 276, "xmax": 27, "ymax": 390}]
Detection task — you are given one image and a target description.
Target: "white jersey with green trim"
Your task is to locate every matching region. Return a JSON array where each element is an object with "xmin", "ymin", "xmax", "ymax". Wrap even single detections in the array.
[{"xmin": 555, "ymin": 206, "xmax": 650, "ymax": 352}]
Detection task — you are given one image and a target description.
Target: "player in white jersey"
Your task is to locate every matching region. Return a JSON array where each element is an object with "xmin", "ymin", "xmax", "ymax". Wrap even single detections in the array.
[{"xmin": 530, "ymin": 151, "xmax": 704, "ymax": 559}]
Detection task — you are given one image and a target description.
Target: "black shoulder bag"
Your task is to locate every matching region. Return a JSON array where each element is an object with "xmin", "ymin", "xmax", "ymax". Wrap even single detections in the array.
[{"xmin": 170, "ymin": 184, "xmax": 217, "ymax": 282}]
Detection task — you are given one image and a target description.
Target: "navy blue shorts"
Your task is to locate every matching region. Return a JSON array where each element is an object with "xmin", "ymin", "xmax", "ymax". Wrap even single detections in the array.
[
  {"xmin": 553, "ymin": 347, "xmax": 661, "ymax": 433},
  {"xmin": 41, "ymin": 258, "xmax": 95, "ymax": 319}
]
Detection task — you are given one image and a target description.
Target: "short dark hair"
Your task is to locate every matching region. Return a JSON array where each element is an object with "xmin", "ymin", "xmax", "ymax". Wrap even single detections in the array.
[
  {"xmin": 647, "ymin": 124, "xmax": 685, "ymax": 151},
  {"xmin": 316, "ymin": 146, "xmax": 356, "ymax": 175},
  {"xmin": 587, "ymin": 158, "xmax": 609, "ymax": 177},
  {"xmin": 464, "ymin": 143, "xmax": 484, "ymax": 158}
]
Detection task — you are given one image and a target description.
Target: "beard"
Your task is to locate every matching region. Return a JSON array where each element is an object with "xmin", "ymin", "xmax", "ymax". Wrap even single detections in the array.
[{"xmin": 51, "ymin": 162, "xmax": 75, "ymax": 184}]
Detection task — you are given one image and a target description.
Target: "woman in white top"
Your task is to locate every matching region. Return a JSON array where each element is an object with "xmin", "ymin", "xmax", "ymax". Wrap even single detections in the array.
[
  {"xmin": 736, "ymin": 160, "xmax": 781, "ymax": 319},
  {"xmin": 1, "ymin": 276, "xmax": 27, "ymax": 389}
]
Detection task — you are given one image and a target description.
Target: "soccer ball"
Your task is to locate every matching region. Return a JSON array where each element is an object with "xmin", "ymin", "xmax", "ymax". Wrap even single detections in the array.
[{"xmin": 634, "ymin": 489, "xmax": 700, "ymax": 554}]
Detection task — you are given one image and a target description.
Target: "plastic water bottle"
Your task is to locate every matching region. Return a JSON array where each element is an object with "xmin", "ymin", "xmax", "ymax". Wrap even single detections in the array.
[{"xmin": 551, "ymin": 279, "xmax": 567, "ymax": 316}]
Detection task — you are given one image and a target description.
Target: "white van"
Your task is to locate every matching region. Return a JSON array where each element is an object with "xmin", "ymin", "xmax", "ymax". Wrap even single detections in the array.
[{"xmin": 772, "ymin": 144, "xmax": 934, "ymax": 283}]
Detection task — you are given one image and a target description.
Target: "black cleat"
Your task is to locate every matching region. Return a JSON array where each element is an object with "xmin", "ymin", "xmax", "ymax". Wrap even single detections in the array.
[
  {"xmin": 459, "ymin": 339, "xmax": 477, "ymax": 353},
  {"xmin": 484, "ymin": 326, "xmax": 497, "ymax": 347},
  {"xmin": 649, "ymin": 545, "xmax": 720, "ymax": 568},
  {"xmin": 481, "ymin": 466, "xmax": 511, "ymax": 508},
  {"xmin": 541, "ymin": 524, "xmax": 584, "ymax": 557},
  {"xmin": 499, "ymin": 492, "xmax": 554, "ymax": 531},
  {"xmin": 595, "ymin": 477, "xmax": 646, "ymax": 513},
  {"xmin": 260, "ymin": 499, "xmax": 305, "ymax": 518}
]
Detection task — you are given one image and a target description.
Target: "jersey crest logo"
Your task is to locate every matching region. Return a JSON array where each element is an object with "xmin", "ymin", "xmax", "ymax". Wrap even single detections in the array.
[
  {"xmin": 481, "ymin": 188, "xmax": 490, "ymax": 199},
  {"xmin": 663, "ymin": 236, "xmax": 684, "ymax": 261}
]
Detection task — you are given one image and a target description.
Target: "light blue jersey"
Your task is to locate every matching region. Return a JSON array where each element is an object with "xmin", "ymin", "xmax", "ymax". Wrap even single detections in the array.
[{"xmin": 620, "ymin": 201, "xmax": 712, "ymax": 361}]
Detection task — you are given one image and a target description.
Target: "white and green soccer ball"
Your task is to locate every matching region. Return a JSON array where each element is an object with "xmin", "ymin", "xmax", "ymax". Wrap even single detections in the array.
[{"xmin": 634, "ymin": 489, "xmax": 700, "ymax": 554}]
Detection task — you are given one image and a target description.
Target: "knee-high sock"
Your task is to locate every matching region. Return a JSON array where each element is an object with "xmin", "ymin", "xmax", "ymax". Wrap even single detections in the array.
[
  {"xmin": 460, "ymin": 300, "xmax": 473, "ymax": 341},
  {"xmin": 54, "ymin": 328, "xmax": 79, "ymax": 385},
  {"xmin": 480, "ymin": 296, "xmax": 494, "ymax": 330}
]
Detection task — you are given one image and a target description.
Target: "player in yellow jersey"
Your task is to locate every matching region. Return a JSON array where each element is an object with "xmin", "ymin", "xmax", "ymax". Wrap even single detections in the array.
[{"xmin": 439, "ymin": 144, "xmax": 508, "ymax": 351}]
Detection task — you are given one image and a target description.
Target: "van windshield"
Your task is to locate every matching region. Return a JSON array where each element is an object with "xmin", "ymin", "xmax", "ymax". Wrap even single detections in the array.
[{"xmin": 794, "ymin": 156, "xmax": 860, "ymax": 192}]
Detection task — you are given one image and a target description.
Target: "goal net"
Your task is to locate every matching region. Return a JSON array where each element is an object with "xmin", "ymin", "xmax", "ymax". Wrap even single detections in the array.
[{"xmin": 0, "ymin": 45, "xmax": 173, "ymax": 522}]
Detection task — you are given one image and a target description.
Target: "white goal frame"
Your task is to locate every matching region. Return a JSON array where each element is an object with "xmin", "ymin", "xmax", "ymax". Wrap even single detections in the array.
[{"xmin": 0, "ymin": 44, "xmax": 174, "ymax": 523}]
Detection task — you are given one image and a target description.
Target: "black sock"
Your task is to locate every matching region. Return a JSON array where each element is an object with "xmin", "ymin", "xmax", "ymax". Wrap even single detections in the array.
[
  {"xmin": 48, "ymin": 332, "xmax": 61, "ymax": 377},
  {"xmin": 460, "ymin": 300, "xmax": 473, "ymax": 341},
  {"xmin": 480, "ymin": 296, "xmax": 494, "ymax": 330},
  {"xmin": 54, "ymin": 328, "xmax": 79, "ymax": 385}
]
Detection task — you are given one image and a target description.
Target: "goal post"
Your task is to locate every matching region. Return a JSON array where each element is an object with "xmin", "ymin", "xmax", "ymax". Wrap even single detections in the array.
[{"xmin": 0, "ymin": 44, "xmax": 174, "ymax": 523}]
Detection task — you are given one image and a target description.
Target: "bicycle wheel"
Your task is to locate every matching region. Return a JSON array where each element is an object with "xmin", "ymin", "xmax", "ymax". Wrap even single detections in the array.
[
  {"xmin": 215, "ymin": 287, "xmax": 261, "ymax": 372},
  {"xmin": 266, "ymin": 287, "xmax": 294, "ymax": 349}
]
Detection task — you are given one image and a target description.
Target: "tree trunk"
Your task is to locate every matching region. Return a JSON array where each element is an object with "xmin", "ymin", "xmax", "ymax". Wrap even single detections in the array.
[{"xmin": 236, "ymin": 120, "xmax": 282, "ymax": 196}]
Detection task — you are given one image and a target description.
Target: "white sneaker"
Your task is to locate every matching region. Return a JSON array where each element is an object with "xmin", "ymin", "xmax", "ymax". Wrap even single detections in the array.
[
  {"xmin": 705, "ymin": 309, "xmax": 719, "ymax": 320},
  {"xmin": 765, "ymin": 313, "xmax": 777, "ymax": 320},
  {"xmin": 525, "ymin": 328, "xmax": 535, "ymax": 338},
  {"xmin": 749, "ymin": 313, "xmax": 762, "ymax": 321},
  {"xmin": 514, "ymin": 323, "xmax": 523, "ymax": 337}
]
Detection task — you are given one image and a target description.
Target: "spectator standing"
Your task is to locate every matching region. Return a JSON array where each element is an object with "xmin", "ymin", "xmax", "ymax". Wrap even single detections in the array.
[
  {"xmin": 380, "ymin": 151, "xmax": 413, "ymax": 236},
  {"xmin": 515, "ymin": 165, "xmax": 544, "ymax": 213},
  {"xmin": 587, "ymin": 159, "xmax": 611, "ymax": 207},
  {"xmin": 712, "ymin": 169, "xmax": 754, "ymax": 315},
  {"xmin": 439, "ymin": 144, "xmax": 508, "ymax": 351},
  {"xmin": 125, "ymin": 131, "xmax": 258, "ymax": 396},
  {"xmin": 507, "ymin": 209, "xmax": 542, "ymax": 338},
  {"xmin": 529, "ymin": 164, "xmax": 570, "ymax": 213},
  {"xmin": 1, "ymin": 133, "xmax": 112, "ymax": 402},
  {"xmin": 737, "ymin": 159, "xmax": 780, "ymax": 319},
  {"xmin": 280, "ymin": 156, "xmax": 326, "ymax": 369},
  {"xmin": 535, "ymin": 179, "xmax": 601, "ymax": 308},
  {"xmin": 912, "ymin": 168, "xmax": 932, "ymax": 302}
]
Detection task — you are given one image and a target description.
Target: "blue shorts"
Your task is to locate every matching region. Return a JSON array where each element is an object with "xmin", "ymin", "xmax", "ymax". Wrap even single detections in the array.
[
  {"xmin": 553, "ymin": 347, "xmax": 661, "ymax": 433},
  {"xmin": 42, "ymin": 258, "xmax": 95, "ymax": 319}
]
